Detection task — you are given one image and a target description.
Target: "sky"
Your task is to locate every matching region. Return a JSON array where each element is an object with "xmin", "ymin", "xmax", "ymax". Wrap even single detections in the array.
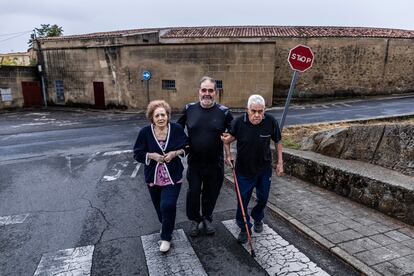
[{"xmin": 0, "ymin": 0, "xmax": 413, "ymax": 53}]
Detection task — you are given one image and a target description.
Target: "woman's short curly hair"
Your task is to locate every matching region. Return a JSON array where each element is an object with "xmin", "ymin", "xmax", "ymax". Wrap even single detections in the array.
[{"xmin": 146, "ymin": 100, "xmax": 171, "ymax": 123}]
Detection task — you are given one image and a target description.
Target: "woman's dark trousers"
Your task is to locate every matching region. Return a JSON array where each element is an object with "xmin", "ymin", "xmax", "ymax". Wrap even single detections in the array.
[{"xmin": 148, "ymin": 183, "xmax": 182, "ymax": 241}]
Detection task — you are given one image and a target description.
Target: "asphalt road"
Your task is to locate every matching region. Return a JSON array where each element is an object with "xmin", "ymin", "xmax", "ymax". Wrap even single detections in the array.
[
  {"xmin": 268, "ymin": 94, "xmax": 414, "ymax": 126},
  {"xmin": 1, "ymin": 95, "xmax": 412, "ymax": 275}
]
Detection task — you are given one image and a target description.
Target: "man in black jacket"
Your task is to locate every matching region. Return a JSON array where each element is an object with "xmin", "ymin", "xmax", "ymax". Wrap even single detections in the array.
[{"xmin": 177, "ymin": 76, "xmax": 233, "ymax": 236}]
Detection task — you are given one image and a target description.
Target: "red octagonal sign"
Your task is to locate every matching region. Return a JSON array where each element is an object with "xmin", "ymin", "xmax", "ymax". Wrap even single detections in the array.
[{"xmin": 288, "ymin": 45, "xmax": 314, "ymax": 72}]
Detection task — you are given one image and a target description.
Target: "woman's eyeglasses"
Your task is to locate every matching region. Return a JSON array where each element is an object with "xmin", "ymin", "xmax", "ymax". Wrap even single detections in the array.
[{"xmin": 200, "ymin": 88, "xmax": 215, "ymax": 93}]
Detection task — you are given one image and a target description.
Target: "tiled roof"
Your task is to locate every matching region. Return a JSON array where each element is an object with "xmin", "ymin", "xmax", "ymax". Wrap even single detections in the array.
[
  {"xmin": 41, "ymin": 28, "xmax": 159, "ymax": 40},
  {"xmin": 42, "ymin": 26, "xmax": 414, "ymax": 41},
  {"xmin": 161, "ymin": 26, "xmax": 414, "ymax": 39}
]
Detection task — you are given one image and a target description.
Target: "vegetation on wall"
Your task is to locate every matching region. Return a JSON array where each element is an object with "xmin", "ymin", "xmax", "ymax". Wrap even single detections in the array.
[{"xmin": 0, "ymin": 56, "xmax": 18, "ymax": 65}]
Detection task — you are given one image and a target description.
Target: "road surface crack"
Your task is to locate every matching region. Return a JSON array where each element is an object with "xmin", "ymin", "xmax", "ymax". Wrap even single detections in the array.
[{"xmin": 84, "ymin": 198, "xmax": 111, "ymax": 245}]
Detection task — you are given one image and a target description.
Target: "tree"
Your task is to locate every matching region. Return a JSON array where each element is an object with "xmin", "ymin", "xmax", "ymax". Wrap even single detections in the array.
[{"xmin": 28, "ymin": 24, "xmax": 63, "ymax": 47}]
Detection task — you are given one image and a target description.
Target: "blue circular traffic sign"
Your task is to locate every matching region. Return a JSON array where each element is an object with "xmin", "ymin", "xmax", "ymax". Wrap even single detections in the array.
[{"xmin": 142, "ymin": 70, "xmax": 151, "ymax": 81}]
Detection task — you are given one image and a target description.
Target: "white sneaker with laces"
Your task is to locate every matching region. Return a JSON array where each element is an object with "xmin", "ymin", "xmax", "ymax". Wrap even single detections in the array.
[{"xmin": 159, "ymin": 240, "xmax": 171, "ymax": 252}]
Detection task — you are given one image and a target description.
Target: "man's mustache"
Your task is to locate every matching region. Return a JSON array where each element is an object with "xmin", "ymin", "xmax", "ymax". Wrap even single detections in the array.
[{"xmin": 202, "ymin": 96, "xmax": 212, "ymax": 100}]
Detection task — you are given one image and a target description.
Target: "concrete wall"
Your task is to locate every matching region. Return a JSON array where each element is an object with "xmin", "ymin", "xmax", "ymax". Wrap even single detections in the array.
[
  {"xmin": 42, "ymin": 43, "xmax": 275, "ymax": 109},
  {"xmin": 0, "ymin": 66, "xmax": 38, "ymax": 109},
  {"xmin": 273, "ymin": 38, "xmax": 414, "ymax": 99}
]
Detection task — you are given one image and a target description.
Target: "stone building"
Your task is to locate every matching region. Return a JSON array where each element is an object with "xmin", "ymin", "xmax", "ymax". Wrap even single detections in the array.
[
  {"xmin": 27, "ymin": 26, "xmax": 414, "ymax": 109},
  {"xmin": 0, "ymin": 66, "xmax": 40, "ymax": 109}
]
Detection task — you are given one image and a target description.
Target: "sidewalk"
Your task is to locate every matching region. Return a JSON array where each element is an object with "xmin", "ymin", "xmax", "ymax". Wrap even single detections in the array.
[{"xmin": 225, "ymin": 173, "xmax": 414, "ymax": 276}]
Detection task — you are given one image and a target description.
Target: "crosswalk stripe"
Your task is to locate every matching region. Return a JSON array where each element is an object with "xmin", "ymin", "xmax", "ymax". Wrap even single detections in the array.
[
  {"xmin": 141, "ymin": 229, "xmax": 207, "ymax": 276},
  {"xmin": 34, "ymin": 245, "xmax": 94, "ymax": 276},
  {"xmin": 0, "ymin": 213, "xmax": 29, "ymax": 226},
  {"xmin": 222, "ymin": 219, "xmax": 330, "ymax": 276}
]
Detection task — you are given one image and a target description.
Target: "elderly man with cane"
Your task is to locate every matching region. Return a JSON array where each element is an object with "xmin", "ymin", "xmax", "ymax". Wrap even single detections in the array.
[{"xmin": 222, "ymin": 94, "xmax": 284, "ymax": 244}]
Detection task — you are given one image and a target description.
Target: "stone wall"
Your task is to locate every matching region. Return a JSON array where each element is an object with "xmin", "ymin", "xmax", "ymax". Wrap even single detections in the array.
[
  {"xmin": 301, "ymin": 124, "xmax": 414, "ymax": 176},
  {"xmin": 0, "ymin": 66, "xmax": 39, "ymax": 109},
  {"xmin": 273, "ymin": 38, "xmax": 414, "ymax": 99},
  {"xmin": 282, "ymin": 148, "xmax": 414, "ymax": 226},
  {"xmin": 0, "ymin": 52, "xmax": 34, "ymax": 66},
  {"xmin": 38, "ymin": 34, "xmax": 414, "ymax": 109},
  {"xmin": 42, "ymin": 43, "xmax": 275, "ymax": 109}
]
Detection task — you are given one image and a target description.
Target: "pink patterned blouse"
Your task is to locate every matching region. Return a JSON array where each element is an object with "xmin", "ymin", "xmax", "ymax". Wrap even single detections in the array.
[{"xmin": 149, "ymin": 140, "xmax": 182, "ymax": 187}]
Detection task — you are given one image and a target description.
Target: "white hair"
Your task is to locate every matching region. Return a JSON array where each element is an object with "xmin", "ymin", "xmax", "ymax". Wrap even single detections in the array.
[{"xmin": 247, "ymin": 94, "xmax": 265, "ymax": 109}]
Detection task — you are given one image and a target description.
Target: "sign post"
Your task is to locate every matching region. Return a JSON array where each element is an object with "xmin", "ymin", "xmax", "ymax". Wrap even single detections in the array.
[
  {"xmin": 142, "ymin": 70, "xmax": 151, "ymax": 104},
  {"xmin": 280, "ymin": 45, "xmax": 314, "ymax": 130}
]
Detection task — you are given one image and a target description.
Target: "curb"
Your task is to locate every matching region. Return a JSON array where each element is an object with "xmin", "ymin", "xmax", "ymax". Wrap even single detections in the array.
[{"xmin": 223, "ymin": 174, "xmax": 380, "ymax": 276}]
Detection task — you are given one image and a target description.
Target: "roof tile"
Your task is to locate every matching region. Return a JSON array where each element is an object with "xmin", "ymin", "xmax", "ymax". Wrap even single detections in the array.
[{"xmin": 42, "ymin": 26, "xmax": 414, "ymax": 41}]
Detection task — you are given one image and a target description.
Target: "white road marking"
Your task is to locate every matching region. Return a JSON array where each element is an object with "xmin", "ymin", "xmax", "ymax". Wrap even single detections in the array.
[
  {"xmin": 57, "ymin": 122, "xmax": 79, "ymax": 126},
  {"xmin": 34, "ymin": 118, "xmax": 56, "ymax": 121},
  {"xmin": 141, "ymin": 229, "xmax": 207, "ymax": 276},
  {"xmin": 66, "ymin": 156, "xmax": 72, "ymax": 173},
  {"xmin": 102, "ymin": 150, "xmax": 132, "ymax": 156},
  {"xmin": 131, "ymin": 163, "xmax": 141, "ymax": 178},
  {"xmin": 34, "ymin": 245, "xmax": 94, "ymax": 276},
  {"xmin": 222, "ymin": 219, "xmax": 330, "ymax": 276},
  {"xmin": 102, "ymin": 161, "xmax": 129, "ymax": 181},
  {"xmin": 87, "ymin": 152, "xmax": 100, "ymax": 163},
  {"xmin": 103, "ymin": 171, "xmax": 123, "ymax": 181},
  {"xmin": 73, "ymin": 152, "xmax": 100, "ymax": 171},
  {"xmin": 11, "ymin": 122, "xmax": 48, "ymax": 128},
  {"xmin": 0, "ymin": 214, "xmax": 29, "ymax": 226},
  {"xmin": 25, "ymin": 113, "xmax": 50, "ymax": 116}
]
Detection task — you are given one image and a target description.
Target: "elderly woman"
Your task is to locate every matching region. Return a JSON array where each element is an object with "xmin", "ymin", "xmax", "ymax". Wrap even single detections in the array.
[{"xmin": 133, "ymin": 100, "xmax": 188, "ymax": 253}]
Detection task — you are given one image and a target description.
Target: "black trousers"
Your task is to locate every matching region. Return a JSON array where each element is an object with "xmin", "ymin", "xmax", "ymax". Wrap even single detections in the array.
[
  {"xmin": 148, "ymin": 183, "xmax": 182, "ymax": 241},
  {"xmin": 186, "ymin": 164, "xmax": 224, "ymax": 223}
]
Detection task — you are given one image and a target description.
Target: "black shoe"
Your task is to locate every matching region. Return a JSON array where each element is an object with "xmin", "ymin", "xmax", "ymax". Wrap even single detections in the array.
[
  {"xmin": 237, "ymin": 231, "xmax": 247, "ymax": 244},
  {"xmin": 254, "ymin": 221, "xmax": 263, "ymax": 233},
  {"xmin": 189, "ymin": 221, "xmax": 200, "ymax": 237},
  {"xmin": 203, "ymin": 219, "xmax": 215, "ymax": 235},
  {"xmin": 237, "ymin": 229, "xmax": 251, "ymax": 244}
]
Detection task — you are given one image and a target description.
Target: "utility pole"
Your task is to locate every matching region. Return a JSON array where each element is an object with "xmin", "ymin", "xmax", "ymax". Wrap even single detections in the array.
[{"xmin": 34, "ymin": 29, "xmax": 48, "ymax": 107}]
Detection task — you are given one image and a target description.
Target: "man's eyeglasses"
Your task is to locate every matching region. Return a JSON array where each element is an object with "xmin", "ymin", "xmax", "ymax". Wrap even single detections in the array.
[
  {"xmin": 200, "ymin": 88, "xmax": 215, "ymax": 93},
  {"xmin": 249, "ymin": 109, "xmax": 264, "ymax": 114}
]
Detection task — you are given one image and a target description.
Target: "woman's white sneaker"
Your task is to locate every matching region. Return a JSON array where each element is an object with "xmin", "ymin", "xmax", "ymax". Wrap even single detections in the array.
[{"xmin": 159, "ymin": 240, "xmax": 171, "ymax": 252}]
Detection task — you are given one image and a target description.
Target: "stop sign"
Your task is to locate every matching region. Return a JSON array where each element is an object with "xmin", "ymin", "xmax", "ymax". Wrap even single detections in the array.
[{"xmin": 287, "ymin": 45, "xmax": 314, "ymax": 72}]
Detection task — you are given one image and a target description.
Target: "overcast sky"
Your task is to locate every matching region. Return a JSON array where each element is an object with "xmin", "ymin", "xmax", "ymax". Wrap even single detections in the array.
[{"xmin": 1, "ymin": 0, "xmax": 412, "ymax": 53}]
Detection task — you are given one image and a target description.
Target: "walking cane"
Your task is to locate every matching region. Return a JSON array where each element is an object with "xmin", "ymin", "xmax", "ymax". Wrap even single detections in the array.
[{"xmin": 230, "ymin": 160, "xmax": 256, "ymax": 258}]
